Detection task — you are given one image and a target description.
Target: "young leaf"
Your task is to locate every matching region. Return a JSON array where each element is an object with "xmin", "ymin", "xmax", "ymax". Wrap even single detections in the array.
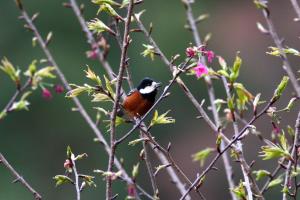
[
  {"xmin": 253, "ymin": 170, "xmax": 270, "ymax": 181},
  {"xmin": 272, "ymin": 76, "xmax": 289, "ymax": 102},
  {"xmin": 85, "ymin": 67, "xmax": 102, "ymax": 86},
  {"xmin": 132, "ymin": 163, "xmax": 139, "ymax": 179},
  {"xmin": 192, "ymin": 148, "xmax": 214, "ymax": 167},
  {"xmin": 267, "ymin": 177, "xmax": 282, "ymax": 189},
  {"xmin": 0, "ymin": 57, "xmax": 20, "ymax": 86},
  {"xmin": 53, "ymin": 175, "xmax": 73, "ymax": 187},
  {"xmin": 141, "ymin": 44, "xmax": 156, "ymax": 61},
  {"xmin": 150, "ymin": 110, "xmax": 175, "ymax": 127}
]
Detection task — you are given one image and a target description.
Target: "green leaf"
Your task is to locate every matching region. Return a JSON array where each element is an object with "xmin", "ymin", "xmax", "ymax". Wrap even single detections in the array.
[
  {"xmin": 92, "ymin": 93, "xmax": 111, "ymax": 102},
  {"xmin": 66, "ymin": 84, "xmax": 94, "ymax": 98},
  {"xmin": 0, "ymin": 57, "xmax": 20, "ymax": 85},
  {"xmin": 67, "ymin": 146, "xmax": 73, "ymax": 159},
  {"xmin": 253, "ymin": 170, "xmax": 270, "ymax": 181},
  {"xmin": 260, "ymin": 140, "xmax": 291, "ymax": 161},
  {"xmin": 87, "ymin": 18, "xmax": 116, "ymax": 35},
  {"xmin": 267, "ymin": 177, "xmax": 282, "ymax": 189},
  {"xmin": 97, "ymin": 3, "xmax": 123, "ymax": 21},
  {"xmin": 272, "ymin": 76, "xmax": 289, "ymax": 102},
  {"xmin": 192, "ymin": 148, "xmax": 214, "ymax": 167},
  {"xmin": 253, "ymin": 0, "xmax": 268, "ymax": 9},
  {"xmin": 35, "ymin": 66, "xmax": 56, "ymax": 79},
  {"xmin": 24, "ymin": 60, "xmax": 37, "ymax": 77},
  {"xmin": 231, "ymin": 181, "xmax": 246, "ymax": 200},
  {"xmin": 132, "ymin": 163, "xmax": 139, "ymax": 179},
  {"xmin": 80, "ymin": 174, "xmax": 96, "ymax": 187},
  {"xmin": 141, "ymin": 44, "xmax": 156, "ymax": 61},
  {"xmin": 53, "ymin": 175, "xmax": 73, "ymax": 187},
  {"xmin": 85, "ymin": 66, "xmax": 102, "ymax": 86},
  {"xmin": 104, "ymin": 75, "xmax": 115, "ymax": 99},
  {"xmin": 128, "ymin": 137, "xmax": 149, "ymax": 146},
  {"xmin": 229, "ymin": 54, "xmax": 242, "ymax": 83},
  {"xmin": 150, "ymin": 110, "xmax": 175, "ymax": 127},
  {"xmin": 91, "ymin": 0, "xmax": 121, "ymax": 7}
]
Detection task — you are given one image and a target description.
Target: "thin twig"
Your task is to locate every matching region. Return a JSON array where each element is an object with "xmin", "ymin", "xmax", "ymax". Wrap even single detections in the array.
[
  {"xmin": 290, "ymin": 0, "xmax": 300, "ymax": 22},
  {"xmin": 72, "ymin": 158, "xmax": 80, "ymax": 200},
  {"xmin": 258, "ymin": 2, "xmax": 300, "ymax": 96},
  {"xmin": 282, "ymin": 110, "xmax": 300, "ymax": 200},
  {"xmin": 1, "ymin": 78, "xmax": 31, "ymax": 115},
  {"xmin": 106, "ymin": 1, "xmax": 134, "ymax": 199},
  {"xmin": 0, "ymin": 153, "xmax": 42, "ymax": 200},
  {"xmin": 180, "ymin": 97, "xmax": 277, "ymax": 200}
]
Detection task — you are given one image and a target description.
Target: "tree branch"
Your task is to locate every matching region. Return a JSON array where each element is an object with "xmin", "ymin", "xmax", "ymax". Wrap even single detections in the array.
[
  {"xmin": 0, "ymin": 153, "xmax": 42, "ymax": 200},
  {"xmin": 106, "ymin": 0, "xmax": 134, "ymax": 199}
]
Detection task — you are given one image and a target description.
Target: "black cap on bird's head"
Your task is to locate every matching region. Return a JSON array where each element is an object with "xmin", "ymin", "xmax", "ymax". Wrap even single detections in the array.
[{"xmin": 137, "ymin": 77, "xmax": 161, "ymax": 102}]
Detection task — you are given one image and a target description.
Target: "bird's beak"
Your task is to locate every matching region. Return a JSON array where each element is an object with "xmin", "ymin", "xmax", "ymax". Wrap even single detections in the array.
[{"xmin": 155, "ymin": 82, "xmax": 162, "ymax": 88}]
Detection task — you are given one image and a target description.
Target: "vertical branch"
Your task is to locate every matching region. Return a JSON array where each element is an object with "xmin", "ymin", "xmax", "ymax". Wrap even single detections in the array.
[
  {"xmin": 106, "ymin": 0, "xmax": 134, "ymax": 199},
  {"xmin": 258, "ymin": 4, "xmax": 300, "ymax": 96},
  {"xmin": 282, "ymin": 110, "xmax": 300, "ymax": 200},
  {"xmin": 0, "ymin": 153, "xmax": 42, "ymax": 200},
  {"xmin": 72, "ymin": 158, "xmax": 81, "ymax": 200},
  {"xmin": 183, "ymin": 2, "xmax": 237, "ymax": 199},
  {"xmin": 290, "ymin": 0, "xmax": 300, "ymax": 22}
]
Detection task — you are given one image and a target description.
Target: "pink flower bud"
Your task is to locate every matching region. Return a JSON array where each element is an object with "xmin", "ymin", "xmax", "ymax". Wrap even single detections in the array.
[
  {"xmin": 54, "ymin": 84, "xmax": 64, "ymax": 94},
  {"xmin": 127, "ymin": 184, "xmax": 136, "ymax": 198},
  {"xmin": 42, "ymin": 88, "xmax": 52, "ymax": 100},
  {"xmin": 86, "ymin": 49, "xmax": 98, "ymax": 60},
  {"xmin": 64, "ymin": 159, "xmax": 73, "ymax": 170},
  {"xmin": 185, "ymin": 47, "xmax": 197, "ymax": 57}
]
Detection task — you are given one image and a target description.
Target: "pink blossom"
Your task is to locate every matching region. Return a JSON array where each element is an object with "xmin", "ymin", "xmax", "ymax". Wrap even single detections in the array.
[
  {"xmin": 42, "ymin": 88, "xmax": 52, "ymax": 100},
  {"xmin": 193, "ymin": 62, "xmax": 208, "ymax": 78},
  {"xmin": 86, "ymin": 49, "xmax": 98, "ymax": 60},
  {"xmin": 185, "ymin": 47, "xmax": 197, "ymax": 57},
  {"xmin": 54, "ymin": 84, "xmax": 64, "ymax": 94},
  {"xmin": 127, "ymin": 184, "xmax": 136, "ymax": 198},
  {"xmin": 205, "ymin": 50, "xmax": 215, "ymax": 63}
]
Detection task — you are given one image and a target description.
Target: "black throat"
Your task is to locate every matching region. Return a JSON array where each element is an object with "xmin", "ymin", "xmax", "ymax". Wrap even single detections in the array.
[{"xmin": 140, "ymin": 89, "xmax": 157, "ymax": 103}]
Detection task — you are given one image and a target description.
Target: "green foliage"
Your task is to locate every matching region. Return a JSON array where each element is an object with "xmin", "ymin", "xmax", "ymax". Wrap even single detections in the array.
[
  {"xmin": 53, "ymin": 175, "xmax": 73, "ymax": 187},
  {"xmin": 272, "ymin": 76, "xmax": 289, "ymax": 102},
  {"xmin": 132, "ymin": 163, "xmax": 139, "ymax": 179},
  {"xmin": 0, "ymin": 57, "xmax": 20, "ymax": 86},
  {"xmin": 267, "ymin": 177, "xmax": 282, "ymax": 189},
  {"xmin": 253, "ymin": 169, "xmax": 270, "ymax": 181},
  {"xmin": 150, "ymin": 110, "xmax": 175, "ymax": 127},
  {"xmin": 232, "ymin": 181, "xmax": 246, "ymax": 200},
  {"xmin": 192, "ymin": 148, "xmax": 214, "ymax": 167},
  {"xmin": 141, "ymin": 44, "xmax": 156, "ymax": 61}
]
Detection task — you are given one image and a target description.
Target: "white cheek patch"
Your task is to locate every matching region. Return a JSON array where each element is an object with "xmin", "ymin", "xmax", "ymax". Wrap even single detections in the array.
[
  {"xmin": 139, "ymin": 81, "xmax": 157, "ymax": 94},
  {"xmin": 139, "ymin": 86, "xmax": 155, "ymax": 94}
]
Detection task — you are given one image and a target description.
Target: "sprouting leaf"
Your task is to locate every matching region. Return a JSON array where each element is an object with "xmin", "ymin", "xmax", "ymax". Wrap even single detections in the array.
[
  {"xmin": 253, "ymin": 0, "xmax": 268, "ymax": 9},
  {"xmin": 53, "ymin": 175, "xmax": 73, "ymax": 187},
  {"xmin": 256, "ymin": 22, "xmax": 269, "ymax": 34},
  {"xmin": 66, "ymin": 84, "xmax": 94, "ymax": 98},
  {"xmin": 79, "ymin": 174, "xmax": 96, "ymax": 187},
  {"xmin": 260, "ymin": 139, "xmax": 291, "ymax": 161},
  {"xmin": 24, "ymin": 60, "xmax": 37, "ymax": 77},
  {"xmin": 104, "ymin": 75, "xmax": 115, "ymax": 99},
  {"xmin": 97, "ymin": 3, "xmax": 123, "ymax": 21},
  {"xmin": 35, "ymin": 66, "xmax": 56, "ymax": 79},
  {"xmin": 233, "ymin": 83, "xmax": 254, "ymax": 111},
  {"xmin": 87, "ymin": 18, "xmax": 116, "ymax": 35},
  {"xmin": 272, "ymin": 76, "xmax": 289, "ymax": 102},
  {"xmin": 128, "ymin": 137, "xmax": 149, "ymax": 146},
  {"xmin": 267, "ymin": 46, "xmax": 300, "ymax": 57},
  {"xmin": 267, "ymin": 177, "xmax": 282, "ymax": 189},
  {"xmin": 9, "ymin": 100, "xmax": 30, "ymax": 112},
  {"xmin": 141, "ymin": 44, "xmax": 156, "ymax": 61},
  {"xmin": 229, "ymin": 54, "xmax": 242, "ymax": 83},
  {"xmin": 94, "ymin": 170, "xmax": 122, "ymax": 180},
  {"xmin": 150, "ymin": 110, "xmax": 175, "ymax": 127},
  {"xmin": 91, "ymin": 0, "xmax": 121, "ymax": 7},
  {"xmin": 0, "ymin": 57, "xmax": 20, "ymax": 85},
  {"xmin": 192, "ymin": 148, "xmax": 214, "ymax": 167},
  {"xmin": 217, "ymin": 56, "xmax": 227, "ymax": 70},
  {"xmin": 0, "ymin": 111, "xmax": 7, "ymax": 120},
  {"xmin": 92, "ymin": 93, "xmax": 111, "ymax": 102},
  {"xmin": 253, "ymin": 170, "xmax": 270, "ymax": 181},
  {"xmin": 231, "ymin": 181, "xmax": 246, "ymax": 200},
  {"xmin": 214, "ymin": 99, "xmax": 227, "ymax": 112},
  {"xmin": 85, "ymin": 66, "xmax": 102, "ymax": 86},
  {"xmin": 67, "ymin": 146, "xmax": 73, "ymax": 159},
  {"xmin": 132, "ymin": 163, "xmax": 139, "ymax": 179}
]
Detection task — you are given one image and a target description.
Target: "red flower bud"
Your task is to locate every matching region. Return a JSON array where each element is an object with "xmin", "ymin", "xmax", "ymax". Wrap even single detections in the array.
[
  {"xmin": 54, "ymin": 84, "xmax": 64, "ymax": 94},
  {"xmin": 42, "ymin": 88, "xmax": 52, "ymax": 100},
  {"xmin": 64, "ymin": 159, "xmax": 73, "ymax": 170}
]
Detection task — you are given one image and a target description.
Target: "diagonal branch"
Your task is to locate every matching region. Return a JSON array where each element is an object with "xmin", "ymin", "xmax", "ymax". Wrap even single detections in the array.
[
  {"xmin": 290, "ymin": 0, "xmax": 300, "ymax": 22},
  {"xmin": 0, "ymin": 153, "xmax": 42, "ymax": 200}
]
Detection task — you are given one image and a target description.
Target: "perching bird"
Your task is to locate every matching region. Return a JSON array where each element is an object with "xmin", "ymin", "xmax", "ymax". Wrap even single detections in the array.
[{"xmin": 121, "ymin": 77, "xmax": 161, "ymax": 118}]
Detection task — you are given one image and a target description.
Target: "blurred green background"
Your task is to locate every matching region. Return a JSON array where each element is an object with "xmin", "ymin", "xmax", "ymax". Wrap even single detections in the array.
[{"xmin": 1, "ymin": 0, "xmax": 300, "ymax": 199}]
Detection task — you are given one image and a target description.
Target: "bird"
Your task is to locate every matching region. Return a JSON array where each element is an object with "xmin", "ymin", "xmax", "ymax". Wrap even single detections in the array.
[{"xmin": 121, "ymin": 77, "xmax": 161, "ymax": 118}]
